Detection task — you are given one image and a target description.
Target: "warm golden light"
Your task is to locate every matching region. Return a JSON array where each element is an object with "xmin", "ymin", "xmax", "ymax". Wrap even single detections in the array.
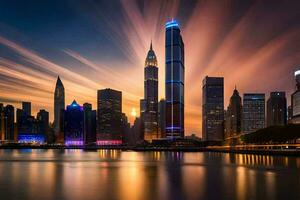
[{"xmin": 131, "ymin": 107, "xmax": 137, "ymax": 117}]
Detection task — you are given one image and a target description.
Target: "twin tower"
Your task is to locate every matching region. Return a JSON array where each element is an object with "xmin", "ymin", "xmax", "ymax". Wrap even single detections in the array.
[{"xmin": 142, "ymin": 20, "xmax": 185, "ymax": 141}]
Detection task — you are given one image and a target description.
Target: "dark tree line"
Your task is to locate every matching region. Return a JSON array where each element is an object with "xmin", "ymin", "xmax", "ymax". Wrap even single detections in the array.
[{"xmin": 241, "ymin": 124, "xmax": 300, "ymax": 144}]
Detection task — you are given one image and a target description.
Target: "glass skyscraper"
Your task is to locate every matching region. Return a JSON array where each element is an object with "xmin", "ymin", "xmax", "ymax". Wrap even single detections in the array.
[
  {"xmin": 165, "ymin": 20, "xmax": 185, "ymax": 138},
  {"xmin": 143, "ymin": 42, "xmax": 159, "ymax": 141},
  {"xmin": 243, "ymin": 93, "xmax": 265, "ymax": 134},
  {"xmin": 202, "ymin": 77, "xmax": 224, "ymax": 141}
]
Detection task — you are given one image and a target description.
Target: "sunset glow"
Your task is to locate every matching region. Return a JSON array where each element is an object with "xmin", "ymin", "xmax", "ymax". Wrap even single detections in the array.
[{"xmin": 0, "ymin": 0, "xmax": 299, "ymax": 137}]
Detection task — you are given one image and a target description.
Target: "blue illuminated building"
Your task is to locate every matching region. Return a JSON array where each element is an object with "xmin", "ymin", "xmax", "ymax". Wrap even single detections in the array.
[
  {"xmin": 165, "ymin": 19, "xmax": 185, "ymax": 138},
  {"xmin": 64, "ymin": 100, "xmax": 84, "ymax": 146},
  {"xmin": 18, "ymin": 133, "xmax": 45, "ymax": 144}
]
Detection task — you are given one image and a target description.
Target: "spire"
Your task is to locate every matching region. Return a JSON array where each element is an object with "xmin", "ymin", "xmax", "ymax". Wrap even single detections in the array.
[
  {"xmin": 150, "ymin": 40, "xmax": 153, "ymax": 51},
  {"xmin": 56, "ymin": 76, "xmax": 64, "ymax": 87}
]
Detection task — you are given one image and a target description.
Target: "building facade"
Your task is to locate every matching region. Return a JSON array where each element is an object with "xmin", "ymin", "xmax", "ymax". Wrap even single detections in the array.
[
  {"xmin": 158, "ymin": 99, "xmax": 166, "ymax": 138},
  {"xmin": 243, "ymin": 93, "xmax": 265, "ymax": 134},
  {"xmin": 54, "ymin": 76, "xmax": 65, "ymax": 143},
  {"xmin": 97, "ymin": 88, "xmax": 122, "ymax": 145},
  {"xmin": 165, "ymin": 20, "xmax": 185, "ymax": 138},
  {"xmin": 225, "ymin": 88, "xmax": 242, "ymax": 140},
  {"xmin": 202, "ymin": 77, "xmax": 224, "ymax": 141},
  {"xmin": 267, "ymin": 92, "xmax": 287, "ymax": 127},
  {"xmin": 83, "ymin": 103, "xmax": 97, "ymax": 145},
  {"xmin": 143, "ymin": 42, "xmax": 159, "ymax": 142},
  {"xmin": 64, "ymin": 100, "xmax": 84, "ymax": 146},
  {"xmin": 291, "ymin": 70, "xmax": 300, "ymax": 124}
]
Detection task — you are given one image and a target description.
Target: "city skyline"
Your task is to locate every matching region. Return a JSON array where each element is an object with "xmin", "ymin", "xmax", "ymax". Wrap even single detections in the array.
[{"xmin": 0, "ymin": 0, "xmax": 299, "ymax": 137}]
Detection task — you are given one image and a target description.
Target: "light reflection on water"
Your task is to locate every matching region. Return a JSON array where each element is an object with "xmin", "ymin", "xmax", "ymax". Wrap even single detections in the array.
[{"xmin": 0, "ymin": 150, "xmax": 299, "ymax": 200}]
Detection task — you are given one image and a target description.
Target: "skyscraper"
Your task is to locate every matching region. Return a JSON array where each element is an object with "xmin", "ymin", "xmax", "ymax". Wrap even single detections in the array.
[
  {"xmin": 143, "ymin": 42, "xmax": 159, "ymax": 142},
  {"xmin": 22, "ymin": 102, "xmax": 31, "ymax": 116},
  {"xmin": 64, "ymin": 100, "xmax": 84, "ymax": 146},
  {"xmin": 243, "ymin": 93, "xmax": 265, "ymax": 134},
  {"xmin": 4, "ymin": 105, "xmax": 15, "ymax": 141},
  {"xmin": 83, "ymin": 103, "xmax": 97, "ymax": 145},
  {"xmin": 165, "ymin": 19, "xmax": 185, "ymax": 138},
  {"xmin": 37, "ymin": 109, "xmax": 49, "ymax": 136},
  {"xmin": 225, "ymin": 87, "xmax": 242, "ymax": 140},
  {"xmin": 97, "ymin": 88, "xmax": 122, "ymax": 145},
  {"xmin": 267, "ymin": 92, "xmax": 287, "ymax": 127},
  {"xmin": 291, "ymin": 69, "xmax": 300, "ymax": 124},
  {"xmin": 54, "ymin": 76, "xmax": 65, "ymax": 143},
  {"xmin": 202, "ymin": 77, "xmax": 224, "ymax": 141}
]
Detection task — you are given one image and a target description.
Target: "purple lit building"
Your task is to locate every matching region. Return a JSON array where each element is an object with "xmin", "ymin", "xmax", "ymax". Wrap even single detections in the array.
[{"xmin": 64, "ymin": 100, "xmax": 84, "ymax": 146}]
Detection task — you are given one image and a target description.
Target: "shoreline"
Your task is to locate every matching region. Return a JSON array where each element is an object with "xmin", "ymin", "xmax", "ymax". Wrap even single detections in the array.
[{"xmin": 0, "ymin": 145, "xmax": 299, "ymax": 156}]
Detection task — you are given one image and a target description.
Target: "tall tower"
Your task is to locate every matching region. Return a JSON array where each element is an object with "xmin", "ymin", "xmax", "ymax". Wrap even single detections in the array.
[
  {"xmin": 165, "ymin": 20, "xmax": 185, "ymax": 138},
  {"xmin": 54, "ymin": 76, "xmax": 65, "ymax": 142},
  {"xmin": 225, "ymin": 87, "xmax": 242, "ymax": 141},
  {"xmin": 143, "ymin": 42, "xmax": 159, "ymax": 142}
]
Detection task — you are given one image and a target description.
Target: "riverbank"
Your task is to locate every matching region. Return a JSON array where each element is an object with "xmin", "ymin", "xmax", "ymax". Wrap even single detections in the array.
[{"xmin": 0, "ymin": 145, "xmax": 299, "ymax": 156}]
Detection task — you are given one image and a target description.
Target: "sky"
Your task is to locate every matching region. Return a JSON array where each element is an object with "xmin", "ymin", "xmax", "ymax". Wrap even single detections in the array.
[{"xmin": 0, "ymin": 0, "xmax": 299, "ymax": 137}]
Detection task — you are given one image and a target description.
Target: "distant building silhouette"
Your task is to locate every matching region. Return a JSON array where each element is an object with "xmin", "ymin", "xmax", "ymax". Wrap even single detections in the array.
[
  {"xmin": 165, "ymin": 19, "xmax": 185, "ymax": 138},
  {"xmin": 22, "ymin": 102, "xmax": 31, "ymax": 116},
  {"xmin": 3, "ymin": 105, "xmax": 15, "ymax": 141},
  {"xmin": 17, "ymin": 103, "xmax": 47, "ymax": 144},
  {"xmin": 97, "ymin": 88, "xmax": 122, "ymax": 145},
  {"xmin": 0, "ymin": 104, "xmax": 15, "ymax": 142},
  {"xmin": 83, "ymin": 103, "xmax": 97, "ymax": 145},
  {"xmin": 64, "ymin": 100, "xmax": 84, "ymax": 146},
  {"xmin": 54, "ymin": 76, "xmax": 65, "ymax": 143},
  {"xmin": 202, "ymin": 77, "xmax": 224, "ymax": 141},
  {"xmin": 143, "ymin": 42, "xmax": 159, "ymax": 142},
  {"xmin": 37, "ymin": 109, "xmax": 49, "ymax": 143},
  {"xmin": 267, "ymin": 92, "xmax": 287, "ymax": 127},
  {"xmin": 243, "ymin": 93, "xmax": 265, "ymax": 134},
  {"xmin": 0, "ymin": 103, "xmax": 4, "ymax": 140},
  {"xmin": 225, "ymin": 87, "xmax": 242, "ymax": 140},
  {"xmin": 158, "ymin": 99, "xmax": 166, "ymax": 138}
]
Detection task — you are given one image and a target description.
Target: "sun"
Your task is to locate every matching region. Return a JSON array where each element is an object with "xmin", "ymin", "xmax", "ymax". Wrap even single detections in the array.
[{"xmin": 131, "ymin": 108, "xmax": 137, "ymax": 117}]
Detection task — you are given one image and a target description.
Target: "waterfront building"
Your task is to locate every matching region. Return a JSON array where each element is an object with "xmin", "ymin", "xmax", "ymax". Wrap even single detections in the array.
[
  {"xmin": 3, "ymin": 105, "xmax": 15, "ymax": 141},
  {"xmin": 225, "ymin": 87, "xmax": 242, "ymax": 140},
  {"xmin": 243, "ymin": 93, "xmax": 265, "ymax": 134},
  {"xmin": 54, "ymin": 76, "xmax": 65, "ymax": 143},
  {"xmin": 267, "ymin": 92, "xmax": 287, "ymax": 127},
  {"xmin": 202, "ymin": 77, "xmax": 224, "ymax": 141},
  {"xmin": 64, "ymin": 100, "xmax": 84, "ymax": 146},
  {"xmin": 97, "ymin": 88, "xmax": 122, "ymax": 145},
  {"xmin": 291, "ymin": 69, "xmax": 300, "ymax": 124},
  {"xmin": 165, "ymin": 19, "xmax": 185, "ymax": 138},
  {"xmin": 83, "ymin": 103, "xmax": 97, "ymax": 145},
  {"xmin": 143, "ymin": 42, "xmax": 159, "ymax": 142},
  {"xmin": 37, "ymin": 109, "xmax": 49, "ymax": 137}
]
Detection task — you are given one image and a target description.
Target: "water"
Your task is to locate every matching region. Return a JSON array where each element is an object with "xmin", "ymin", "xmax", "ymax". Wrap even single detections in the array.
[{"xmin": 0, "ymin": 150, "xmax": 299, "ymax": 200}]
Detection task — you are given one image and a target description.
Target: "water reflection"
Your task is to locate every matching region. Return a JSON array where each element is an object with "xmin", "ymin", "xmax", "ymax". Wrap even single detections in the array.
[{"xmin": 0, "ymin": 150, "xmax": 299, "ymax": 200}]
